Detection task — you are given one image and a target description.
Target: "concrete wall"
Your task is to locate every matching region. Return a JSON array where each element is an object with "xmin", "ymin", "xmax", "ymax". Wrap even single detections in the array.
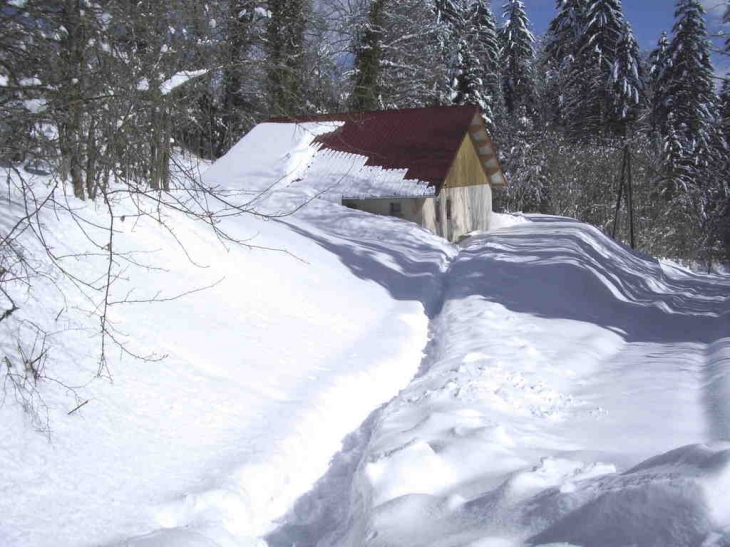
[{"xmin": 342, "ymin": 197, "xmax": 437, "ymax": 232}]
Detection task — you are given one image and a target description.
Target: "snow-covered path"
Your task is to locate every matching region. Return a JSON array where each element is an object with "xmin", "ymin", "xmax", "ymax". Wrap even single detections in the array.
[{"xmin": 271, "ymin": 216, "xmax": 730, "ymax": 547}]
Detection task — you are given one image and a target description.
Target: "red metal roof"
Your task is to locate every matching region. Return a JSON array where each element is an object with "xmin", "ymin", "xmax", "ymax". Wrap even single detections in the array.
[{"xmin": 267, "ymin": 105, "xmax": 481, "ymax": 191}]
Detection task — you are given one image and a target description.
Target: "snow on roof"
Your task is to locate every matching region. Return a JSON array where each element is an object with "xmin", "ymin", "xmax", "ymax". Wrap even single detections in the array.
[
  {"xmin": 305, "ymin": 148, "xmax": 436, "ymax": 200},
  {"xmin": 269, "ymin": 105, "xmax": 481, "ymax": 193},
  {"xmin": 204, "ymin": 120, "xmax": 436, "ymax": 201},
  {"xmin": 202, "ymin": 121, "xmax": 342, "ymax": 193}
]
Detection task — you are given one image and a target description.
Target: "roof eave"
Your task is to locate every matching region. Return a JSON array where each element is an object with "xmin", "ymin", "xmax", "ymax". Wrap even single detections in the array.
[
  {"xmin": 467, "ymin": 113, "xmax": 508, "ymax": 187},
  {"xmin": 342, "ymin": 193, "xmax": 437, "ymax": 201}
]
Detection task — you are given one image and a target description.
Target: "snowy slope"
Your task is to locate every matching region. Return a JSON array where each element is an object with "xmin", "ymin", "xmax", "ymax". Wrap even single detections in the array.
[
  {"xmin": 0, "ymin": 155, "xmax": 451, "ymax": 546},
  {"xmin": 270, "ymin": 217, "xmax": 730, "ymax": 547}
]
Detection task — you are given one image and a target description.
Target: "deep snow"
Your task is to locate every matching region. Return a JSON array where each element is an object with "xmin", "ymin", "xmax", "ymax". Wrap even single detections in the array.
[
  {"xmin": 270, "ymin": 217, "xmax": 730, "ymax": 547},
  {"xmin": 2, "ymin": 120, "xmax": 730, "ymax": 547},
  {"xmin": 0, "ymin": 156, "xmax": 450, "ymax": 546}
]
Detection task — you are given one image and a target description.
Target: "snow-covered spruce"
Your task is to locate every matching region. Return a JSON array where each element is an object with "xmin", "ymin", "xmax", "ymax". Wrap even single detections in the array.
[{"xmin": 499, "ymin": 0, "xmax": 537, "ymax": 118}]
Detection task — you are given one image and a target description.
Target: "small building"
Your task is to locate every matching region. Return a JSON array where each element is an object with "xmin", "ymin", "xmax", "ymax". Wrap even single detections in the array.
[{"xmin": 268, "ymin": 105, "xmax": 506, "ymax": 241}]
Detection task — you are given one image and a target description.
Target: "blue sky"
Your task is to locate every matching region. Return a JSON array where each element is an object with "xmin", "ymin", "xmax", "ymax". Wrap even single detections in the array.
[
  {"xmin": 513, "ymin": 0, "xmax": 725, "ymax": 48},
  {"xmin": 508, "ymin": 0, "xmax": 728, "ymax": 74}
]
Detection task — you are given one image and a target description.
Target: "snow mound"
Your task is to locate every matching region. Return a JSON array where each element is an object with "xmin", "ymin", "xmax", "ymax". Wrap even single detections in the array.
[
  {"xmin": 488, "ymin": 212, "xmax": 530, "ymax": 233},
  {"xmin": 0, "ymin": 162, "xmax": 451, "ymax": 546},
  {"xmin": 272, "ymin": 216, "xmax": 730, "ymax": 547},
  {"xmin": 530, "ymin": 443, "xmax": 730, "ymax": 547}
]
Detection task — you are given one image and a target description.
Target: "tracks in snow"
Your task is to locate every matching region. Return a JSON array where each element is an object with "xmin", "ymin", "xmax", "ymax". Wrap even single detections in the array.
[
  {"xmin": 265, "ymin": 232, "xmax": 457, "ymax": 547},
  {"xmin": 267, "ymin": 218, "xmax": 730, "ymax": 546}
]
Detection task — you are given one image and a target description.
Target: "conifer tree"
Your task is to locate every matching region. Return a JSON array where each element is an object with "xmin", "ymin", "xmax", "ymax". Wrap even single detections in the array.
[
  {"xmin": 544, "ymin": 0, "xmax": 640, "ymax": 135},
  {"xmin": 433, "ymin": 0, "xmax": 462, "ymax": 104},
  {"xmin": 473, "ymin": 0, "xmax": 504, "ymax": 126},
  {"xmin": 443, "ymin": 0, "xmax": 501, "ymax": 125},
  {"xmin": 350, "ymin": 0, "xmax": 387, "ymax": 110},
  {"xmin": 544, "ymin": 0, "xmax": 587, "ymax": 66},
  {"xmin": 647, "ymin": 31, "xmax": 672, "ymax": 138},
  {"xmin": 661, "ymin": 113, "xmax": 691, "ymax": 193},
  {"xmin": 442, "ymin": 2, "xmax": 473, "ymax": 104},
  {"xmin": 435, "ymin": 0, "xmax": 461, "ymax": 25},
  {"xmin": 220, "ymin": 1, "xmax": 262, "ymax": 154},
  {"xmin": 610, "ymin": 22, "xmax": 642, "ymax": 132},
  {"xmin": 725, "ymin": 2, "xmax": 730, "ymax": 52},
  {"xmin": 452, "ymin": 35, "xmax": 488, "ymax": 111},
  {"xmin": 651, "ymin": 1, "xmax": 722, "ymax": 261},
  {"xmin": 564, "ymin": 0, "xmax": 640, "ymax": 134},
  {"xmin": 542, "ymin": 0, "xmax": 587, "ymax": 127},
  {"xmin": 659, "ymin": 0, "xmax": 717, "ymax": 160},
  {"xmin": 720, "ymin": 80, "xmax": 730, "ymax": 140},
  {"xmin": 349, "ymin": 0, "xmax": 444, "ymax": 110},
  {"xmin": 582, "ymin": 0, "xmax": 623, "ymax": 66},
  {"xmin": 499, "ymin": 0, "xmax": 537, "ymax": 119}
]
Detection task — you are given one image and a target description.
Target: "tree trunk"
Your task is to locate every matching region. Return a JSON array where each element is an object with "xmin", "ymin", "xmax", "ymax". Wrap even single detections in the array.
[
  {"xmin": 58, "ymin": 0, "xmax": 87, "ymax": 199},
  {"xmin": 266, "ymin": 0, "xmax": 307, "ymax": 116},
  {"xmin": 350, "ymin": 0, "xmax": 387, "ymax": 111}
]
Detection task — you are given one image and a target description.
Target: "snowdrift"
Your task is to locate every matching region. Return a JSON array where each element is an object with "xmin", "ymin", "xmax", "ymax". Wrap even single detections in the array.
[
  {"xmin": 270, "ymin": 217, "xmax": 730, "ymax": 547},
  {"xmin": 0, "ymin": 153, "xmax": 451, "ymax": 547}
]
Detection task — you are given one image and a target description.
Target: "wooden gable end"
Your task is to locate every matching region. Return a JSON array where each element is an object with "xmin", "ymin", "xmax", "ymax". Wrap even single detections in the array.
[{"xmin": 444, "ymin": 133, "xmax": 490, "ymax": 189}]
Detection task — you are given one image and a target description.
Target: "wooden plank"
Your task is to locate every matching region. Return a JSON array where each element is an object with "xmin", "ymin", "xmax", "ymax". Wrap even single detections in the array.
[
  {"xmin": 466, "ymin": 113, "xmax": 508, "ymax": 187},
  {"xmin": 444, "ymin": 135, "xmax": 490, "ymax": 188}
]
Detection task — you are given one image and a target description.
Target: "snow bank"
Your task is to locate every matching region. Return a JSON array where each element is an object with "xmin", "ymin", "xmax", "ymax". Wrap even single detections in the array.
[
  {"xmin": 292, "ymin": 216, "xmax": 730, "ymax": 546},
  {"xmin": 0, "ymin": 161, "xmax": 451, "ymax": 546},
  {"xmin": 487, "ymin": 212, "xmax": 530, "ymax": 232},
  {"xmin": 458, "ymin": 213, "xmax": 529, "ymax": 243}
]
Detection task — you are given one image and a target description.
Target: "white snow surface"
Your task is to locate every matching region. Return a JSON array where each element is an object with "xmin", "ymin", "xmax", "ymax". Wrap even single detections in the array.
[
  {"xmin": 0, "ymin": 159, "xmax": 451, "ymax": 546},
  {"xmin": 267, "ymin": 218, "xmax": 730, "ymax": 547},
  {"xmin": 3, "ymin": 125, "xmax": 730, "ymax": 547},
  {"xmin": 203, "ymin": 122, "xmax": 436, "ymax": 202},
  {"xmin": 160, "ymin": 70, "xmax": 208, "ymax": 95}
]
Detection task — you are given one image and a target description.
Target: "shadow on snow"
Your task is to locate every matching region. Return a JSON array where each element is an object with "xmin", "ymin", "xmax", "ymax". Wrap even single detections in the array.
[{"xmin": 450, "ymin": 217, "xmax": 730, "ymax": 345}]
